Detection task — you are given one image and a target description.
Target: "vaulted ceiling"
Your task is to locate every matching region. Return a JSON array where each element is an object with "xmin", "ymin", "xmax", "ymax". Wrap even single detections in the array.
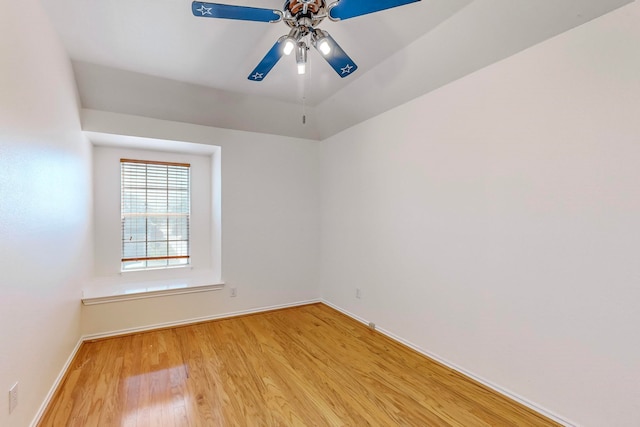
[{"xmin": 40, "ymin": 0, "xmax": 631, "ymax": 140}]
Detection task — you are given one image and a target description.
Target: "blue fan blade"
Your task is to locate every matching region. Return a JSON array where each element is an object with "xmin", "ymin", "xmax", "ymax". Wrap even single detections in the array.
[
  {"xmin": 247, "ymin": 40, "xmax": 284, "ymax": 81},
  {"xmin": 315, "ymin": 34, "xmax": 358, "ymax": 78},
  {"xmin": 329, "ymin": 0, "xmax": 420, "ymax": 20},
  {"xmin": 192, "ymin": 2, "xmax": 280, "ymax": 23}
]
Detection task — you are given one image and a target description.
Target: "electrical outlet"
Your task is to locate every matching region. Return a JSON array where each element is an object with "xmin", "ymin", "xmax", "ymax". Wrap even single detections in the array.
[
  {"xmin": 356, "ymin": 288, "xmax": 362, "ymax": 299},
  {"xmin": 9, "ymin": 382, "xmax": 18, "ymax": 414},
  {"xmin": 230, "ymin": 287, "xmax": 237, "ymax": 297}
]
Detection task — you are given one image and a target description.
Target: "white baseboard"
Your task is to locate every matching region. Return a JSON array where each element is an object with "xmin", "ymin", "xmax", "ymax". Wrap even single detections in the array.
[
  {"xmin": 82, "ymin": 298, "xmax": 322, "ymax": 341},
  {"xmin": 321, "ymin": 299, "xmax": 577, "ymax": 427},
  {"xmin": 30, "ymin": 338, "xmax": 84, "ymax": 427}
]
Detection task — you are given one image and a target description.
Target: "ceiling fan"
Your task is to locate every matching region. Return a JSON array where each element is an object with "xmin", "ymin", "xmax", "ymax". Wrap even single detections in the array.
[{"xmin": 192, "ymin": 0, "xmax": 421, "ymax": 81}]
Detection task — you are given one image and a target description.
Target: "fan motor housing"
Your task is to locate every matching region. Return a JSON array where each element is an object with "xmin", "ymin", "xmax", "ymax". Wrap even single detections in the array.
[{"xmin": 284, "ymin": 0, "xmax": 326, "ymax": 27}]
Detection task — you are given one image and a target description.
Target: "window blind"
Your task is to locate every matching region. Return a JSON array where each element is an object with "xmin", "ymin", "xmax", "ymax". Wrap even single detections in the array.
[{"xmin": 121, "ymin": 159, "xmax": 191, "ymax": 271}]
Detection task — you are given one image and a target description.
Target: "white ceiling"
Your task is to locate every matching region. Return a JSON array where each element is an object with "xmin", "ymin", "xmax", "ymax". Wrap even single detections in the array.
[{"xmin": 40, "ymin": 0, "xmax": 632, "ymax": 140}]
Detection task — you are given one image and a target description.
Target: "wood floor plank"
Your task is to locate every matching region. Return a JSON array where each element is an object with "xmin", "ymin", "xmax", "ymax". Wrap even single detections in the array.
[{"xmin": 39, "ymin": 303, "xmax": 560, "ymax": 426}]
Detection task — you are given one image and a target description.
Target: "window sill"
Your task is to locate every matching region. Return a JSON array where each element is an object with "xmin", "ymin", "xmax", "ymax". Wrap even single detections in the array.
[{"xmin": 82, "ymin": 280, "xmax": 225, "ymax": 306}]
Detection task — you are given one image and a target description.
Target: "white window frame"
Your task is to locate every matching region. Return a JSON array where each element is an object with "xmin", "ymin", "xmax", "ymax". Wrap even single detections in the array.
[{"xmin": 120, "ymin": 158, "xmax": 191, "ymax": 271}]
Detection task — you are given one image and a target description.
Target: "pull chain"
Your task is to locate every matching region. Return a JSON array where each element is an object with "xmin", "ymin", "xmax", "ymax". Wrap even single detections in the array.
[
  {"xmin": 302, "ymin": 56, "xmax": 307, "ymax": 125},
  {"xmin": 302, "ymin": 93, "xmax": 306, "ymax": 124}
]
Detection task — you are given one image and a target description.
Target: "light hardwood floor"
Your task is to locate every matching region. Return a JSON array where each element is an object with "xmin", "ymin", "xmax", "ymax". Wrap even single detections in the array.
[{"xmin": 39, "ymin": 303, "xmax": 560, "ymax": 426}]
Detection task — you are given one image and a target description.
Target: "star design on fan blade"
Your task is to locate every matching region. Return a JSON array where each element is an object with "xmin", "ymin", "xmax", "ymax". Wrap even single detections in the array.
[
  {"xmin": 196, "ymin": 4, "xmax": 212, "ymax": 15},
  {"xmin": 341, "ymin": 64, "xmax": 354, "ymax": 75},
  {"xmin": 251, "ymin": 72, "xmax": 264, "ymax": 80}
]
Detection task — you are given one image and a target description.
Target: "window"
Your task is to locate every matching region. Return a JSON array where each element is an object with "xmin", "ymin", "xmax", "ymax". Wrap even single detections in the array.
[{"xmin": 121, "ymin": 159, "xmax": 190, "ymax": 271}]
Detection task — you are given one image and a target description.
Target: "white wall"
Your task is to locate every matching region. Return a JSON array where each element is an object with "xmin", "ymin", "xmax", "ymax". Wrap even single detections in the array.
[
  {"xmin": 81, "ymin": 110, "xmax": 321, "ymax": 335},
  {"xmin": 0, "ymin": 1, "xmax": 92, "ymax": 426},
  {"xmin": 320, "ymin": 2, "xmax": 640, "ymax": 426}
]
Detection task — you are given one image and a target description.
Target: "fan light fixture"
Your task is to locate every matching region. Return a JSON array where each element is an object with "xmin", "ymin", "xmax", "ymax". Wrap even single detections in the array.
[
  {"xmin": 283, "ymin": 27, "xmax": 302, "ymax": 56},
  {"xmin": 313, "ymin": 29, "xmax": 331, "ymax": 56},
  {"xmin": 283, "ymin": 40, "xmax": 295, "ymax": 55},
  {"xmin": 318, "ymin": 40, "xmax": 331, "ymax": 55},
  {"xmin": 192, "ymin": 0, "xmax": 422, "ymax": 81},
  {"xmin": 296, "ymin": 42, "xmax": 307, "ymax": 74}
]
